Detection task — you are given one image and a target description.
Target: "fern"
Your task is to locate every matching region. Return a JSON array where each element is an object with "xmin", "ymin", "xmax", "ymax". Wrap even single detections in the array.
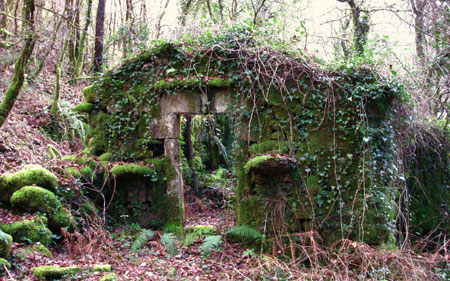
[
  {"xmin": 200, "ymin": 235, "xmax": 223, "ymax": 256},
  {"xmin": 131, "ymin": 229, "xmax": 155, "ymax": 252},
  {"xmin": 226, "ymin": 225, "xmax": 263, "ymax": 241},
  {"xmin": 160, "ymin": 233, "xmax": 178, "ymax": 257},
  {"xmin": 183, "ymin": 233, "xmax": 198, "ymax": 247}
]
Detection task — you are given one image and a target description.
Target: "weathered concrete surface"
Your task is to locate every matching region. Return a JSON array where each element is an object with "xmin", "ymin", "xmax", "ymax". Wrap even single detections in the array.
[
  {"xmin": 164, "ymin": 138, "xmax": 184, "ymax": 215},
  {"xmin": 210, "ymin": 90, "xmax": 231, "ymax": 114},
  {"xmin": 150, "ymin": 115, "xmax": 180, "ymax": 139},
  {"xmin": 160, "ymin": 92, "xmax": 203, "ymax": 115}
]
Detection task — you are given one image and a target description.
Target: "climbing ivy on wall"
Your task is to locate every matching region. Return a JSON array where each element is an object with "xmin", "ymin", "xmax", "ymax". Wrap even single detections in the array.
[{"xmin": 82, "ymin": 27, "xmax": 405, "ymax": 245}]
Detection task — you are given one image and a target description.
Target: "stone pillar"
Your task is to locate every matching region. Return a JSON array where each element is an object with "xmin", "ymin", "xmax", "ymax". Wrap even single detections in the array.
[{"xmin": 164, "ymin": 138, "xmax": 184, "ymax": 221}]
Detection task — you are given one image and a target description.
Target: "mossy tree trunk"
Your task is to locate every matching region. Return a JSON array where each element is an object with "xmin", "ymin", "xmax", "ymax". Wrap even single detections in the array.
[
  {"xmin": 30, "ymin": 12, "xmax": 64, "ymax": 81},
  {"xmin": 0, "ymin": 0, "xmax": 35, "ymax": 128},
  {"xmin": 50, "ymin": 29, "xmax": 72, "ymax": 115},
  {"xmin": 337, "ymin": 0, "xmax": 370, "ymax": 56},
  {"xmin": 72, "ymin": 0, "xmax": 93, "ymax": 81},
  {"xmin": 93, "ymin": 0, "xmax": 106, "ymax": 72}
]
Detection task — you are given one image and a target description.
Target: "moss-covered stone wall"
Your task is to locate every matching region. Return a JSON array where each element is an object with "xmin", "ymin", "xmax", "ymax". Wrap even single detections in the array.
[{"xmin": 80, "ymin": 41, "xmax": 400, "ymax": 244}]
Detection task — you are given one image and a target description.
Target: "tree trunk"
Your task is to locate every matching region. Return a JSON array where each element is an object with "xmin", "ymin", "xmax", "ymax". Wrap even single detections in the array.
[
  {"xmin": 155, "ymin": 0, "xmax": 170, "ymax": 40},
  {"xmin": 179, "ymin": 0, "xmax": 193, "ymax": 25},
  {"xmin": 0, "ymin": 0, "xmax": 35, "ymax": 128},
  {"xmin": 0, "ymin": 0, "xmax": 7, "ymax": 38},
  {"xmin": 93, "ymin": 0, "xmax": 106, "ymax": 72},
  {"xmin": 73, "ymin": 0, "xmax": 93, "ymax": 79},
  {"xmin": 30, "ymin": 13, "xmax": 64, "ymax": 81},
  {"xmin": 51, "ymin": 30, "xmax": 72, "ymax": 114},
  {"xmin": 410, "ymin": 0, "xmax": 427, "ymax": 66}
]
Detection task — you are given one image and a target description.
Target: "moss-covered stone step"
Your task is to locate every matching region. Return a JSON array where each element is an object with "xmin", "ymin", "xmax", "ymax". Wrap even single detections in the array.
[
  {"xmin": 0, "ymin": 217, "xmax": 53, "ymax": 246},
  {"xmin": 0, "ymin": 230, "xmax": 12, "ymax": 258},
  {"xmin": 10, "ymin": 186, "xmax": 72, "ymax": 230},
  {"xmin": 0, "ymin": 164, "xmax": 58, "ymax": 202}
]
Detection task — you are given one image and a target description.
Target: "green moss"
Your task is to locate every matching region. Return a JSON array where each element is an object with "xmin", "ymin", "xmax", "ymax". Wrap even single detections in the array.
[
  {"xmin": 0, "ymin": 164, "xmax": 58, "ymax": 202},
  {"xmin": 33, "ymin": 265, "xmax": 83, "ymax": 280},
  {"xmin": 186, "ymin": 225, "xmax": 215, "ymax": 235},
  {"xmin": 110, "ymin": 164, "xmax": 153, "ymax": 177},
  {"xmin": 10, "ymin": 186, "xmax": 72, "ymax": 229},
  {"xmin": 208, "ymin": 78, "xmax": 231, "ymax": 87},
  {"xmin": 249, "ymin": 140, "xmax": 289, "ymax": 156},
  {"xmin": 0, "ymin": 218, "xmax": 53, "ymax": 246},
  {"xmin": 91, "ymin": 264, "xmax": 112, "ymax": 272},
  {"xmin": 16, "ymin": 244, "xmax": 53, "ymax": 259},
  {"xmin": 99, "ymin": 273, "xmax": 116, "ymax": 281},
  {"xmin": 164, "ymin": 195, "xmax": 184, "ymax": 227},
  {"xmin": 83, "ymin": 85, "xmax": 97, "ymax": 103},
  {"xmin": 74, "ymin": 102, "xmax": 94, "ymax": 113},
  {"xmin": 66, "ymin": 167, "xmax": 81, "ymax": 178},
  {"xmin": 0, "ymin": 230, "xmax": 12, "ymax": 258},
  {"xmin": 137, "ymin": 42, "xmax": 175, "ymax": 62},
  {"xmin": 0, "ymin": 258, "xmax": 11, "ymax": 274},
  {"xmin": 62, "ymin": 155, "xmax": 89, "ymax": 165},
  {"xmin": 99, "ymin": 152, "xmax": 114, "ymax": 162},
  {"xmin": 87, "ymin": 136, "xmax": 106, "ymax": 156},
  {"xmin": 47, "ymin": 144, "xmax": 62, "ymax": 160},
  {"xmin": 153, "ymin": 80, "xmax": 167, "ymax": 89},
  {"xmin": 244, "ymin": 155, "xmax": 273, "ymax": 174},
  {"xmin": 81, "ymin": 167, "xmax": 95, "ymax": 180}
]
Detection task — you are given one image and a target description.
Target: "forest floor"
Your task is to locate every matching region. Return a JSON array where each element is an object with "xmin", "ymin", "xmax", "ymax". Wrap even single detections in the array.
[{"xmin": 2, "ymin": 202, "xmax": 260, "ymax": 280}]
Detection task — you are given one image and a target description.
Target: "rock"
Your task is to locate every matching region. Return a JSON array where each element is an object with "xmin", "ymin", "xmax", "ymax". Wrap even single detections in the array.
[
  {"xmin": 10, "ymin": 186, "xmax": 72, "ymax": 230},
  {"xmin": 74, "ymin": 102, "xmax": 94, "ymax": 113},
  {"xmin": 0, "ymin": 217, "xmax": 53, "ymax": 246},
  {"xmin": 33, "ymin": 265, "xmax": 83, "ymax": 280},
  {"xmin": 0, "ymin": 164, "xmax": 58, "ymax": 202},
  {"xmin": 0, "ymin": 230, "xmax": 12, "ymax": 258},
  {"xmin": 110, "ymin": 164, "xmax": 153, "ymax": 177},
  {"xmin": 244, "ymin": 155, "xmax": 297, "ymax": 175},
  {"xmin": 15, "ymin": 244, "xmax": 53, "ymax": 259}
]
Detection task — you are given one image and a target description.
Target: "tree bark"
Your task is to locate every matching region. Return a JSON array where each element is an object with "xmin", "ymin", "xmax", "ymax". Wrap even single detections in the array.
[
  {"xmin": 31, "ymin": 12, "xmax": 65, "ymax": 81},
  {"xmin": 179, "ymin": 0, "xmax": 193, "ymax": 25},
  {"xmin": 410, "ymin": 0, "xmax": 427, "ymax": 66},
  {"xmin": 51, "ymin": 29, "xmax": 72, "ymax": 114},
  {"xmin": 0, "ymin": 0, "xmax": 36, "ymax": 128},
  {"xmin": 73, "ymin": 0, "xmax": 93, "ymax": 79},
  {"xmin": 93, "ymin": 0, "xmax": 106, "ymax": 72},
  {"xmin": 337, "ymin": 0, "xmax": 370, "ymax": 56}
]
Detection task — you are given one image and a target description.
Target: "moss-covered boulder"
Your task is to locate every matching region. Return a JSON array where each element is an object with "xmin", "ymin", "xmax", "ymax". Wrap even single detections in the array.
[
  {"xmin": 244, "ymin": 155, "xmax": 297, "ymax": 175},
  {"xmin": 110, "ymin": 164, "xmax": 153, "ymax": 177},
  {"xmin": 10, "ymin": 186, "xmax": 72, "ymax": 230},
  {"xmin": 74, "ymin": 102, "xmax": 94, "ymax": 113},
  {"xmin": 0, "ymin": 218, "xmax": 53, "ymax": 246},
  {"xmin": 15, "ymin": 244, "xmax": 53, "ymax": 259},
  {"xmin": 0, "ymin": 164, "xmax": 58, "ymax": 202},
  {"xmin": 0, "ymin": 230, "xmax": 12, "ymax": 258},
  {"xmin": 33, "ymin": 265, "xmax": 83, "ymax": 280}
]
